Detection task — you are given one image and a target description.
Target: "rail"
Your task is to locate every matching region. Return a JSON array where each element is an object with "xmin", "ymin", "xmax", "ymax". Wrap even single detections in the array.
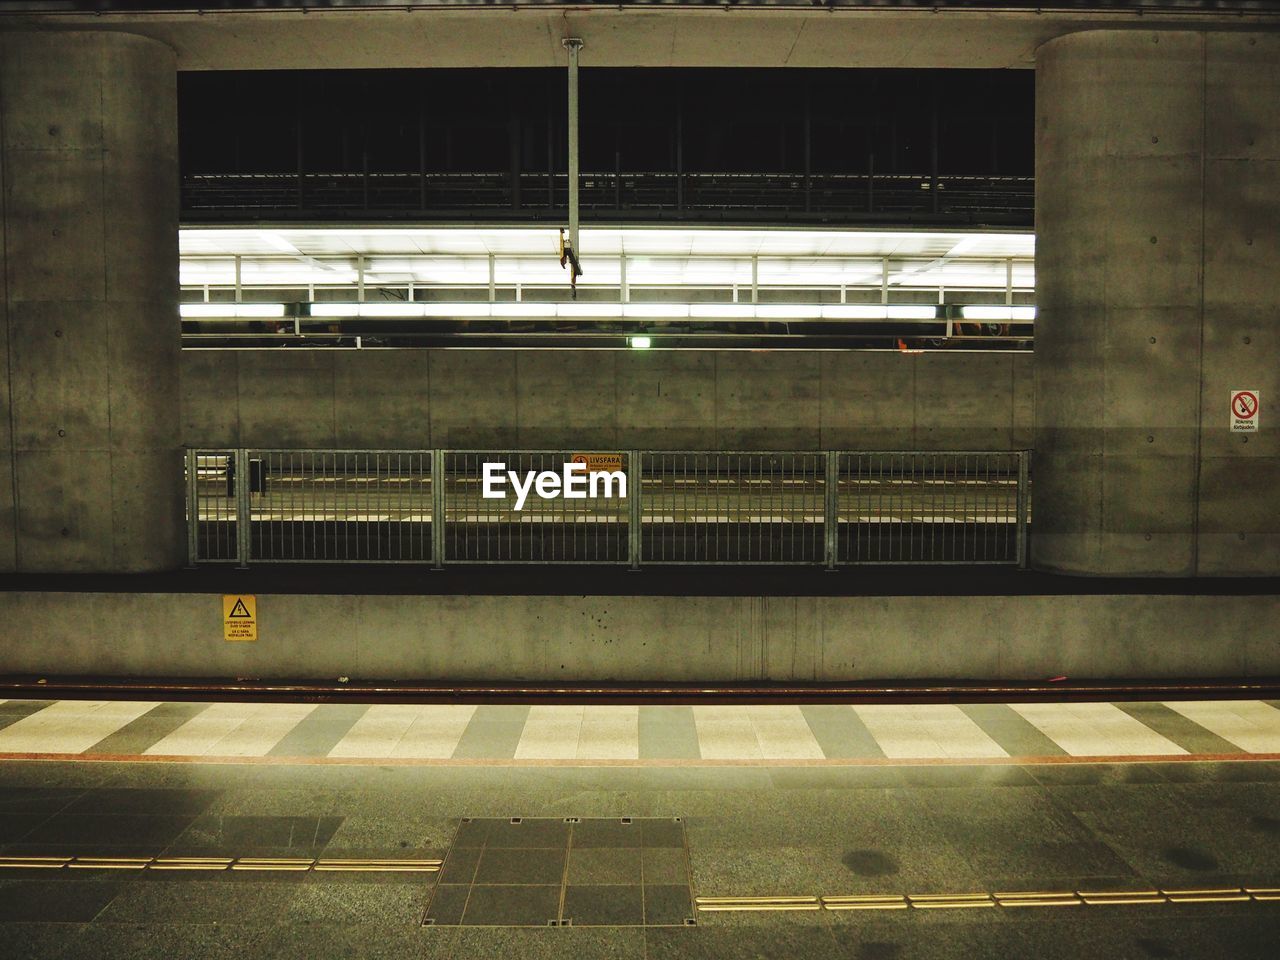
[{"xmin": 186, "ymin": 448, "xmax": 1030, "ymax": 568}]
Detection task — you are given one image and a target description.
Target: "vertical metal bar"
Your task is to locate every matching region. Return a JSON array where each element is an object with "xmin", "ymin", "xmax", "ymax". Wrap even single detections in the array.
[
  {"xmin": 185, "ymin": 449, "xmax": 199, "ymax": 566},
  {"xmin": 235, "ymin": 448, "xmax": 251, "ymax": 568},
  {"xmin": 676, "ymin": 92, "xmax": 684, "ymax": 213},
  {"xmin": 1016, "ymin": 450, "xmax": 1030, "ymax": 569},
  {"xmin": 488, "ymin": 253, "xmax": 496, "ymax": 303},
  {"xmin": 803, "ymin": 79, "xmax": 812, "ymax": 214},
  {"xmin": 433, "ymin": 448, "xmax": 446, "ymax": 569},
  {"xmin": 563, "ymin": 38, "xmax": 583, "ymax": 258}
]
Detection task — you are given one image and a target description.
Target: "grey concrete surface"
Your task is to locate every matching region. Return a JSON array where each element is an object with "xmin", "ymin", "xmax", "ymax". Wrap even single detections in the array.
[
  {"xmin": 0, "ymin": 8, "xmax": 1277, "ymax": 71},
  {"xmin": 1033, "ymin": 31, "xmax": 1280, "ymax": 577},
  {"xmin": 0, "ymin": 32, "xmax": 183, "ymax": 574},
  {"xmin": 181, "ymin": 349, "xmax": 1034, "ymax": 453},
  {"xmin": 1, "ymin": 759, "xmax": 1279, "ymax": 959},
  {"xmin": 0, "ymin": 590, "xmax": 1275, "ymax": 681}
]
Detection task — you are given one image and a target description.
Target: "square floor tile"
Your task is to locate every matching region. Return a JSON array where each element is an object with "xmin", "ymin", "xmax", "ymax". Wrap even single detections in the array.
[
  {"xmin": 424, "ymin": 884, "xmax": 470, "ymax": 926},
  {"xmin": 484, "ymin": 820, "xmax": 570, "ymax": 850},
  {"xmin": 563, "ymin": 884, "xmax": 644, "ymax": 926},
  {"xmin": 568, "ymin": 848, "xmax": 643, "ymax": 885},
  {"xmin": 641, "ymin": 820, "xmax": 685, "ymax": 849},
  {"xmin": 643, "ymin": 884, "xmax": 695, "ymax": 926},
  {"xmin": 642, "ymin": 848, "xmax": 689, "ymax": 886},
  {"xmin": 461, "ymin": 885, "xmax": 562, "ymax": 926},
  {"xmin": 572, "ymin": 820, "xmax": 642, "ymax": 848},
  {"xmin": 475, "ymin": 848, "xmax": 566, "ymax": 885}
]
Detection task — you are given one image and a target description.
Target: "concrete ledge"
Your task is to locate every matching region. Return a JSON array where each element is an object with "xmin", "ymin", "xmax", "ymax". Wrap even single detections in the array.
[{"xmin": 0, "ymin": 591, "xmax": 1275, "ymax": 682}]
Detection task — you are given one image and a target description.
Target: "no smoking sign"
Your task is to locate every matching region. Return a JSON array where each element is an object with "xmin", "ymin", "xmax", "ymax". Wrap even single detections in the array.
[{"xmin": 1230, "ymin": 389, "xmax": 1260, "ymax": 433}]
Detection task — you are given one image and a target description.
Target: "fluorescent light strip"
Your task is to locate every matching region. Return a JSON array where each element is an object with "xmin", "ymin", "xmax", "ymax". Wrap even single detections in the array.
[
  {"xmin": 297, "ymin": 302, "xmax": 950, "ymax": 321},
  {"xmin": 960, "ymin": 306, "xmax": 1037, "ymax": 321},
  {"xmin": 180, "ymin": 303, "xmax": 286, "ymax": 318}
]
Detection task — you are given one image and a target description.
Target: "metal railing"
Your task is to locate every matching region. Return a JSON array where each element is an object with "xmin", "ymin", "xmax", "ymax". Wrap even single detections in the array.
[{"xmin": 186, "ymin": 448, "xmax": 1029, "ymax": 568}]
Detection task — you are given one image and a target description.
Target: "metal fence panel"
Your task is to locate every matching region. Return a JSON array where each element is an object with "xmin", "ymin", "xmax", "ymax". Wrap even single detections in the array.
[
  {"xmin": 244, "ymin": 450, "xmax": 433, "ymax": 563},
  {"xmin": 187, "ymin": 447, "xmax": 1028, "ymax": 567},
  {"xmin": 187, "ymin": 449, "xmax": 239, "ymax": 562},
  {"xmin": 443, "ymin": 451, "xmax": 630, "ymax": 563},
  {"xmin": 641, "ymin": 452, "xmax": 826, "ymax": 564},
  {"xmin": 836, "ymin": 451, "xmax": 1023, "ymax": 564}
]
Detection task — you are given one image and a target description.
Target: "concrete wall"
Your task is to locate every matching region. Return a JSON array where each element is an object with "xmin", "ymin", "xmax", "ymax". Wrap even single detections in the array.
[
  {"xmin": 181, "ymin": 349, "xmax": 1034, "ymax": 452},
  {"xmin": 1033, "ymin": 31, "xmax": 1280, "ymax": 577},
  {"xmin": 0, "ymin": 32, "xmax": 184, "ymax": 573},
  {"xmin": 0, "ymin": 590, "xmax": 1275, "ymax": 682},
  {"xmin": 3, "ymin": 8, "xmax": 1277, "ymax": 71}
]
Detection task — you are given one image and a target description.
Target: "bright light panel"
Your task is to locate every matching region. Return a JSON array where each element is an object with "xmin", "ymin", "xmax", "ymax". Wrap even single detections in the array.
[
  {"xmin": 960, "ymin": 306, "xmax": 1037, "ymax": 321},
  {"xmin": 180, "ymin": 303, "xmax": 285, "ymax": 318}
]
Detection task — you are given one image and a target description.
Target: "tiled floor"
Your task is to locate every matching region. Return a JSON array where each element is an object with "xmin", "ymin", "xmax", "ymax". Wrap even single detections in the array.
[
  {"xmin": 0, "ymin": 699, "xmax": 1278, "ymax": 762},
  {"xmin": 425, "ymin": 818, "xmax": 694, "ymax": 927}
]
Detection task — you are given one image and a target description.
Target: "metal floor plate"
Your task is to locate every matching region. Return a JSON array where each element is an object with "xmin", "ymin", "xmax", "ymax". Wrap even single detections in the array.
[{"xmin": 423, "ymin": 817, "xmax": 695, "ymax": 927}]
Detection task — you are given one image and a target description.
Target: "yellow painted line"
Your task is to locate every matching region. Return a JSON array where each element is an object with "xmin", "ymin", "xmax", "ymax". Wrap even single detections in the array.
[
  {"xmin": 150, "ymin": 857, "xmax": 234, "ymax": 872},
  {"xmin": 822, "ymin": 895, "xmax": 908, "ymax": 911},
  {"xmin": 314, "ymin": 859, "xmax": 441, "ymax": 873},
  {"xmin": 910, "ymin": 899, "xmax": 996, "ymax": 910},
  {"xmin": 998, "ymin": 898, "xmax": 1082, "ymax": 908},
  {"xmin": 695, "ymin": 896, "xmax": 820, "ymax": 912},
  {"xmin": 995, "ymin": 892, "xmax": 1082, "ymax": 908},
  {"xmin": 1161, "ymin": 887, "xmax": 1248, "ymax": 904},
  {"xmin": 0, "ymin": 857, "xmax": 70, "ymax": 869},
  {"xmin": 1078, "ymin": 891, "xmax": 1166, "ymax": 906},
  {"xmin": 68, "ymin": 858, "xmax": 152, "ymax": 870},
  {"xmin": 231, "ymin": 858, "xmax": 315, "ymax": 872}
]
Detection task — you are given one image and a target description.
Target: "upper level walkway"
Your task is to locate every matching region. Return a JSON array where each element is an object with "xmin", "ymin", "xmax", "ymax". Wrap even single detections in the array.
[{"xmin": 4, "ymin": 1, "xmax": 1279, "ymax": 71}]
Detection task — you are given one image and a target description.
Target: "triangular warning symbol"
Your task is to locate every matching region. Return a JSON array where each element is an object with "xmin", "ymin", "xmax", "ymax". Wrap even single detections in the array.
[{"xmin": 227, "ymin": 598, "xmax": 252, "ymax": 619}]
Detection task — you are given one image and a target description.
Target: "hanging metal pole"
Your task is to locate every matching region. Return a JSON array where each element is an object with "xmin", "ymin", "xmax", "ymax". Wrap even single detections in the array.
[{"xmin": 563, "ymin": 38, "xmax": 583, "ymax": 258}]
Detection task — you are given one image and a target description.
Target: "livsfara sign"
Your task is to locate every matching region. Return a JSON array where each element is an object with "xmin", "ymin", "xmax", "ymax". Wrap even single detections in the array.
[{"xmin": 482, "ymin": 459, "xmax": 626, "ymax": 510}]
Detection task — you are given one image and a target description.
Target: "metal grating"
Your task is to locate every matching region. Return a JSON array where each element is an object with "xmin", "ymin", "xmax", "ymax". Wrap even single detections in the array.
[
  {"xmin": 443, "ymin": 451, "xmax": 630, "ymax": 564},
  {"xmin": 244, "ymin": 450, "xmax": 433, "ymax": 563},
  {"xmin": 640, "ymin": 452, "xmax": 826, "ymax": 564},
  {"xmin": 837, "ymin": 451, "xmax": 1024, "ymax": 563}
]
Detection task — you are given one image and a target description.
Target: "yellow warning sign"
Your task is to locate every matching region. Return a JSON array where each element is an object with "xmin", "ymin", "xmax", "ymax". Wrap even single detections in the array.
[
  {"xmin": 570, "ymin": 453, "xmax": 624, "ymax": 473},
  {"xmin": 222, "ymin": 595, "xmax": 257, "ymax": 642}
]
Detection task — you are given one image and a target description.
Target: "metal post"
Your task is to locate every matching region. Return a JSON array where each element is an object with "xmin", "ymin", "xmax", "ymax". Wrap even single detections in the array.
[
  {"xmin": 234, "ymin": 448, "xmax": 251, "ymax": 569},
  {"xmin": 432, "ymin": 448, "xmax": 446, "ymax": 570},
  {"xmin": 563, "ymin": 38, "xmax": 583, "ymax": 259},
  {"xmin": 185, "ymin": 449, "xmax": 199, "ymax": 567},
  {"xmin": 1016, "ymin": 450, "xmax": 1030, "ymax": 569},
  {"xmin": 824, "ymin": 452, "xmax": 839, "ymax": 571},
  {"xmin": 628, "ymin": 449, "xmax": 642, "ymax": 570}
]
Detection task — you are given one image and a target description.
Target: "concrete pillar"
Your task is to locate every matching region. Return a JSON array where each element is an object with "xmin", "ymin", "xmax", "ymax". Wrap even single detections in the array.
[
  {"xmin": 0, "ymin": 32, "xmax": 183, "ymax": 572},
  {"xmin": 1033, "ymin": 30, "xmax": 1280, "ymax": 576}
]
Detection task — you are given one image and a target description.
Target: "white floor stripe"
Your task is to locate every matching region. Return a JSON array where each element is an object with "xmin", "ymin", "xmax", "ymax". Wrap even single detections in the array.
[
  {"xmin": 747, "ymin": 705, "xmax": 825, "ymax": 760},
  {"xmin": 0, "ymin": 700, "xmax": 159, "ymax": 755},
  {"xmin": 145, "ymin": 703, "xmax": 317, "ymax": 757},
  {"xmin": 1011, "ymin": 702, "xmax": 1186, "ymax": 757},
  {"xmin": 208, "ymin": 703, "xmax": 318, "ymax": 757},
  {"xmin": 1163, "ymin": 700, "xmax": 1280, "ymax": 754},
  {"xmin": 515, "ymin": 705, "xmax": 584, "ymax": 759},
  {"xmin": 394, "ymin": 705, "xmax": 477, "ymax": 759},
  {"xmin": 853, "ymin": 704, "xmax": 1008, "ymax": 759},
  {"xmin": 578, "ymin": 705, "xmax": 639, "ymax": 760},
  {"xmin": 2, "ymin": 701, "xmax": 157, "ymax": 754},
  {"xmin": 693, "ymin": 705, "xmax": 762, "ymax": 760},
  {"xmin": 329, "ymin": 705, "xmax": 425, "ymax": 759}
]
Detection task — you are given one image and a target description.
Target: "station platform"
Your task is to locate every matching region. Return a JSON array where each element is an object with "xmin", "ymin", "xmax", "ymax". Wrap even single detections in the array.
[
  {"xmin": 3, "ymin": 697, "xmax": 1279, "ymax": 958},
  {"xmin": 2, "ymin": 698, "xmax": 1280, "ymax": 765}
]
